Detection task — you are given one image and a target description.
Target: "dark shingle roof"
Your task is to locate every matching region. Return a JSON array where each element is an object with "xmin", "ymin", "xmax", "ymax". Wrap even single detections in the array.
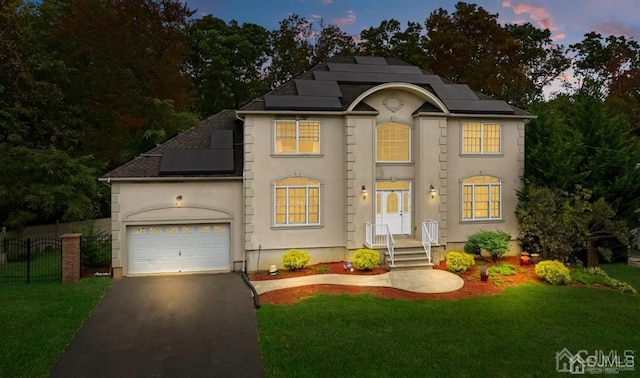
[
  {"xmin": 241, "ymin": 56, "xmax": 531, "ymax": 116},
  {"xmin": 104, "ymin": 109, "xmax": 243, "ymax": 179}
]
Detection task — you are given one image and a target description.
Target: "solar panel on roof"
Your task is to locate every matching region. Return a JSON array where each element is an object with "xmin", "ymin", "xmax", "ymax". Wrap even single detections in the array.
[
  {"xmin": 210, "ymin": 130, "xmax": 233, "ymax": 149},
  {"xmin": 313, "ymin": 71, "xmax": 443, "ymax": 85},
  {"xmin": 159, "ymin": 149, "xmax": 234, "ymax": 174},
  {"xmin": 295, "ymin": 80, "xmax": 342, "ymax": 97},
  {"xmin": 442, "ymin": 99, "xmax": 514, "ymax": 114},
  {"xmin": 328, "ymin": 63, "xmax": 423, "ymax": 75},
  {"xmin": 354, "ymin": 56, "xmax": 388, "ymax": 65},
  {"xmin": 430, "ymin": 84, "xmax": 478, "ymax": 100},
  {"xmin": 264, "ymin": 95, "xmax": 343, "ymax": 110}
]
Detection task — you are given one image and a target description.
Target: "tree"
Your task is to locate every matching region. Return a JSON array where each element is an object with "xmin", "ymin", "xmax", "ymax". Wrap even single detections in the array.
[
  {"xmin": 423, "ymin": 2, "xmax": 528, "ymax": 105},
  {"xmin": 516, "ymin": 185, "xmax": 627, "ymax": 266},
  {"xmin": 313, "ymin": 22, "xmax": 358, "ymax": 64},
  {"xmin": 505, "ymin": 22, "xmax": 570, "ymax": 105},
  {"xmin": 185, "ymin": 16, "xmax": 270, "ymax": 116},
  {"xmin": 266, "ymin": 14, "xmax": 315, "ymax": 88},
  {"xmin": 525, "ymin": 93, "xmax": 640, "ymax": 228},
  {"xmin": 359, "ymin": 19, "xmax": 427, "ymax": 68},
  {"xmin": 49, "ymin": 0, "xmax": 198, "ymax": 165},
  {"xmin": 570, "ymin": 32, "xmax": 640, "ymax": 129}
]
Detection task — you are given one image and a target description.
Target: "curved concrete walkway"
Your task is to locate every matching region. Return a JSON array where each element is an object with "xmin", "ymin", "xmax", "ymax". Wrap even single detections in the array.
[{"xmin": 251, "ymin": 268, "xmax": 463, "ymax": 295}]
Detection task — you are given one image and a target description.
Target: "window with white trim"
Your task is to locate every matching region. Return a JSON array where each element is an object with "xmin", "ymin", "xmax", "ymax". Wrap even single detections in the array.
[
  {"xmin": 274, "ymin": 120, "xmax": 320, "ymax": 154},
  {"xmin": 274, "ymin": 177, "xmax": 320, "ymax": 225},
  {"xmin": 462, "ymin": 122, "xmax": 501, "ymax": 154},
  {"xmin": 376, "ymin": 122, "xmax": 411, "ymax": 162},
  {"xmin": 462, "ymin": 175, "xmax": 502, "ymax": 221}
]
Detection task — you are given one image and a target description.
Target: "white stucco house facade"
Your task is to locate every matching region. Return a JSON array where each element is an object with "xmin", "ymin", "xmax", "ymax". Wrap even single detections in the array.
[{"xmin": 102, "ymin": 56, "xmax": 533, "ymax": 277}]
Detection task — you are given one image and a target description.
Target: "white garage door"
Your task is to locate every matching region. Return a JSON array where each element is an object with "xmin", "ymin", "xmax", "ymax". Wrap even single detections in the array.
[{"xmin": 127, "ymin": 223, "xmax": 230, "ymax": 275}]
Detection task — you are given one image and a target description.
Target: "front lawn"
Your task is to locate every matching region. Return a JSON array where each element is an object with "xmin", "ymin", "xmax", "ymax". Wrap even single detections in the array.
[
  {"xmin": 257, "ymin": 263, "xmax": 640, "ymax": 377},
  {"xmin": 0, "ymin": 278, "xmax": 111, "ymax": 378}
]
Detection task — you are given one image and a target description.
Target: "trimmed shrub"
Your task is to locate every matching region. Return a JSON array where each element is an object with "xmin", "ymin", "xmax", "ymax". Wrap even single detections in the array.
[
  {"xmin": 445, "ymin": 251, "xmax": 475, "ymax": 273},
  {"xmin": 489, "ymin": 263, "xmax": 516, "ymax": 276},
  {"xmin": 282, "ymin": 249, "xmax": 310, "ymax": 271},
  {"xmin": 464, "ymin": 230, "xmax": 511, "ymax": 261},
  {"xmin": 535, "ymin": 260, "xmax": 571, "ymax": 285},
  {"xmin": 352, "ymin": 248, "xmax": 380, "ymax": 270}
]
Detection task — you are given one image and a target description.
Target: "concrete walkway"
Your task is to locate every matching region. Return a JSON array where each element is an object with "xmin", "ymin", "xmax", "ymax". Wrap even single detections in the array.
[{"xmin": 251, "ymin": 269, "xmax": 463, "ymax": 294}]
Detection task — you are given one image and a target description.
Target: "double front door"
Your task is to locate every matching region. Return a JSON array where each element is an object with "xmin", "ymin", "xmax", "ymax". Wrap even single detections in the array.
[{"xmin": 375, "ymin": 181, "xmax": 411, "ymax": 235}]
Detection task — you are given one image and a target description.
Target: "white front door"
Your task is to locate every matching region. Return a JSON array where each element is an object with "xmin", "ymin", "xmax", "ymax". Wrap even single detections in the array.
[{"xmin": 375, "ymin": 181, "xmax": 411, "ymax": 235}]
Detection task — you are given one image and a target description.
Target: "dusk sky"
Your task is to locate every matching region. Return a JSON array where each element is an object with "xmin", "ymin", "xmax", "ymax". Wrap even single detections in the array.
[{"xmin": 185, "ymin": 0, "xmax": 640, "ymax": 47}]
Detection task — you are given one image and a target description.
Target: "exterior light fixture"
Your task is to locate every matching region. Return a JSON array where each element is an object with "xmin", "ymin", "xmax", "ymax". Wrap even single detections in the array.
[
  {"xmin": 176, "ymin": 195, "xmax": 184, "ymax": 207},
  {"xmin": 430, "ymin": 185, "xmax": 437, "ymax": 199},
  {"xmin": 361, "ymin": 185, "xmax": 368, "ymax": 199}
]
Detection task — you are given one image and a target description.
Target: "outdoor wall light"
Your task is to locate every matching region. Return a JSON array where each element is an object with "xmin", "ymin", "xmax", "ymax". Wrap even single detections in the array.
[
  {"xmin": 361, "ymin": 185, "xmax": 368, "ymax": 199},
  {"xmin": 430, "ymin": 185, "xmax": 437, "ymax": 199},
  {"xmin": 175, "ymin": 195, "xmax": 184, "ymax": 207}
]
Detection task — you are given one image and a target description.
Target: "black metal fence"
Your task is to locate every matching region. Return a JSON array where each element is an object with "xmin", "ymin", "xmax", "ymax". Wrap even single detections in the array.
[
  {"xmin": 80, "ymin": 235, "xmax": 112, "ymax": 278},
  {"xmin": 0, "ymin": 237, "xmax": 62, "ymax": 284}
]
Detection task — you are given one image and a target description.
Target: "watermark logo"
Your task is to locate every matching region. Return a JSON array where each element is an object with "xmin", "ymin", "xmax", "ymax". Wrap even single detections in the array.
[{"xmin": 556, "ymin": 348, "xmax": 635, "ymax": 374}]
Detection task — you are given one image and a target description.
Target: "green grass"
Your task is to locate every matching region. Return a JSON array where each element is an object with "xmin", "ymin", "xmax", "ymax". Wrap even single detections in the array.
[
  {"xmin": 0, "ymin": 278, "xmax": 111, "ymax": 378},
  {"xmin": 257, "ymin": 263, "xmax": 640, "ymax": 377}
]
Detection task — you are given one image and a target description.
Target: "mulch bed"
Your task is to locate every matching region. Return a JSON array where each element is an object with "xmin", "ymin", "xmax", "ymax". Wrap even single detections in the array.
[{"xmin": 253, "ymin": 257, "xmax": 544, "ymax": 305}]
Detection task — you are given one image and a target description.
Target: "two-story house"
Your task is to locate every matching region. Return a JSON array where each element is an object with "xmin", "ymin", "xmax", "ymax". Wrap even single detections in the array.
[{"xmin": 103, "ymin": 56, "xmax": 533, "ymax": 276}]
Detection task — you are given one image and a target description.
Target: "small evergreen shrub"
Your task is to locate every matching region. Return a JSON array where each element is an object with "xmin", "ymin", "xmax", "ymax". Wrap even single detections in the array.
[
  {"xmin": 489, "ymin": 263, "xmax": 516, "ymax": 276},
  {"xmin": 352, "ymin": 248, "xmax": 380, "ymax": 270},
  {"xmin": 535, "ymin": 260, "xmax": 571, "ymax": 285},
  {"xmin": 445, "ymin": 251, "xmax": 475, "ymax": 273},
  {"xmin": 464, "ymin": 230, "xmax": 511, "ymax": 261},
  {"xmin": 282, "ymin": 249, "xmax": 310, "ymax": 271}
]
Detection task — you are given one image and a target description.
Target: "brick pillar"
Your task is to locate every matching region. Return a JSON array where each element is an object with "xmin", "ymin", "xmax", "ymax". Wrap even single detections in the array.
[{"xmin": 61, "ymin": 233, "xmax": 81, "ymax": 283}]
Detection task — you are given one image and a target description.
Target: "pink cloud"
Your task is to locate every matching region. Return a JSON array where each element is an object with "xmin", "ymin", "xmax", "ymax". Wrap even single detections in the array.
[
  {"xmin": 321, "ymin": 0, "xmax": 332, "ymax": 4},
  {"xmin": 334, "ymin": 10, "xmax": 356, "ymax": 27},
  {"xmin": 502, "ymin": 1, "xmax": 564, "ymax": 40},
  {"xmin": 594, "ymin": 22, "xmax": 640, "ymax": 39},
  {"xmin": 352, "ymin": 34, "xmax": 363, "ymax": 44}
]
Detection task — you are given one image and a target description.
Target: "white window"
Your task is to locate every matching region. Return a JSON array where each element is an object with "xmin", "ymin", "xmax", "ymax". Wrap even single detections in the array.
[
  {"xmin": 274, "ymin": 120, "xmax": 320, "ymax": 154},
  {"xmin": 462, "ymin": 175, "xmax": 502, "ymax": 221},
  {"xmin": 274, "ymin": 177, "xmax": 320, "ymax": 225},
  {"xmin": 462, "ymin": 122, "xmax": 501, "ymax": 154},
  {"xmin": 376, "ymin": 122, "xmax": 411, "ymax": 162}
]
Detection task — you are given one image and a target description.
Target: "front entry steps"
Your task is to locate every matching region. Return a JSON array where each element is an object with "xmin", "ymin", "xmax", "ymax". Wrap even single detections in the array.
[{"xmin": 385, "ymin": 248, "xmax": 434, "ymax": 270}]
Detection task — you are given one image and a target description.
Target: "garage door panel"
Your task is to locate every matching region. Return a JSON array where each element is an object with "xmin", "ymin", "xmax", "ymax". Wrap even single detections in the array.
[{"xmin": 127, "ymin": 223, "xmax": 230, "ymax": 275}]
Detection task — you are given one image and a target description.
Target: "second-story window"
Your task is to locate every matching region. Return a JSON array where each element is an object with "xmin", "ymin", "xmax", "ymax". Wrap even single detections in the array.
[
  {"xmin": 274, "ymin": 120, "xmax": 320, "ymax": 154},
  {"xmin": 376, "ymin": 121, "xmax": 411, "ymax": 162},
  {"xmin": 462, "ymin": 122, "xmax": 501, "ymax": 154}
]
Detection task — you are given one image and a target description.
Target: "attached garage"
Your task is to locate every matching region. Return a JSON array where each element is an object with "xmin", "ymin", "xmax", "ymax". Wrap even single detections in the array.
[{"xmin": 127, "ymin": 223, "xmax": 230, "ymax": 275}]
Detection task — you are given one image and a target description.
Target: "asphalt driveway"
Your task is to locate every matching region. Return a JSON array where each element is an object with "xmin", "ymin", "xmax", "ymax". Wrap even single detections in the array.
[{"xmin": 50, "ymin": 273, "xmax": 264, "ymax": 377}]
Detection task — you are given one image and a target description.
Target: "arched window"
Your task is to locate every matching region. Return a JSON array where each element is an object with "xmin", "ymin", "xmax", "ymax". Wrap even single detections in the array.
[
  {"xmin": 376, "ymin": 122, "xmax": 410, "ymax": 162},
  {"xmin": 274, "ymin": 177, "xmax": 320, "ymax": 225},
  {"xmin": 386, "ymin": 192, "xmax": 399, "ymax": 213},
  {"xmin": 462, "ymin": 175, "xmax": 501, "ymax": 221}
]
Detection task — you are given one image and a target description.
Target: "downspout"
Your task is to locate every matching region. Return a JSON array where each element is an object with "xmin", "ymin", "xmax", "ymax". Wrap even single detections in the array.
[{"xmin": 237, "ymin": 111, "xmax": 260, "ymax": 308}]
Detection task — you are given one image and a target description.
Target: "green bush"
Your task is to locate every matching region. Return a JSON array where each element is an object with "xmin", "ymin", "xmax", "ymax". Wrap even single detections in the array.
[
  {"xmin": 282, "ymin": 249, "xmax": 310, "ymax": 271},
  {"xmin": 535, "ymin": 260, "xmax": 571, "ymax": 285},
  {"xmin": 352, "ymin": 249, "xmax": 380, "ymax": 270},
  {"xmin": 445, "ymin": 251, "xmax": 475, "ymax": 273},
  {"xmin": 464, "ymin": 230, "xmax": 511, "ymax": 262},
  {"xmin": 72, "ymin": 220, "xmax": 111, "ymax": 268},
  {"xmin": 489, "ymin": 263, "xmax": 516, "ymax": 276}
]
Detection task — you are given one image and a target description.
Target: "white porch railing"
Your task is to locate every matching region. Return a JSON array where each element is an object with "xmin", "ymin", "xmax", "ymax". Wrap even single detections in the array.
[
  {"xmin": 365, "ymin": 223, "xmax": 395, "ymax": 265},
  {"xmin": 421, "ymin": 220, "xmax": 439, "ymax": 265}
]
